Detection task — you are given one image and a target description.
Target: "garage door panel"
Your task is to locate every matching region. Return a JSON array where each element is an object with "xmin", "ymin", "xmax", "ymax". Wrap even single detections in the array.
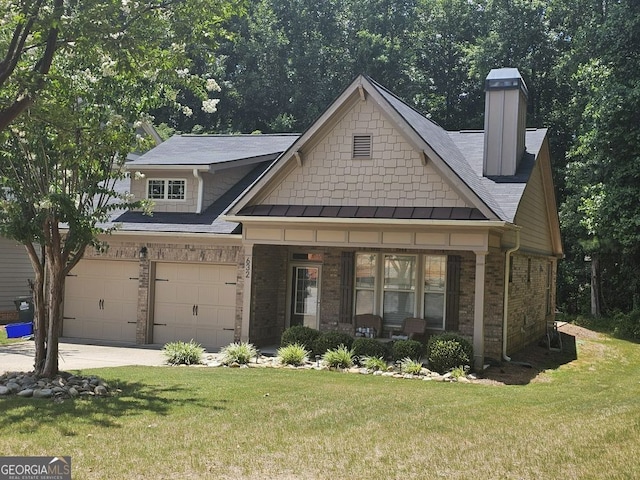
[
  {"xmin": 63, "ymin": 260, "xmax": 138, "ymax": 342},
  {"xmin": 153, "ymin": 263, "xmax": 237, "ymax": 351}
]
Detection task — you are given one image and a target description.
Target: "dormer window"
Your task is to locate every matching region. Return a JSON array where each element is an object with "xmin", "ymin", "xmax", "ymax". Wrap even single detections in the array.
[
  {"xmin": 147, "ymin": 179, "xmax": 186, "ymax": 201},
  {"xmin": 353, "ymin": 134, "xmax": 372, "ymax": 159}
]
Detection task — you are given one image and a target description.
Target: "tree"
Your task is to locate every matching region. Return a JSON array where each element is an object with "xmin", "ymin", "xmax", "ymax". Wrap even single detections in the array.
[
  {"xmin": 0, "ymin": 0, "xmax": 64, "ymax": 131},
  {"xmin": 0, "ymin": 0, "xmax": 244, "ymax": 376}
]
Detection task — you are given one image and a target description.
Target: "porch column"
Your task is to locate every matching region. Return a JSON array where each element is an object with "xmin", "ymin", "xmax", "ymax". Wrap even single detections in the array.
[
  {"xmin": 473, "ymin": 250, "xmax": 488, "ymax": 371},
  {"xmin": 240, "ymin": 244, "xmax": 254, "ymax": 343}
]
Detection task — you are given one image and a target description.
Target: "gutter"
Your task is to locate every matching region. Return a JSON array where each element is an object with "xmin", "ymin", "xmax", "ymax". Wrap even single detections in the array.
[
  {"xmin": 193, "ymin": 168, "xmax": 204, "ymax": 214},
  {"xmin": 502, "ymin": 229, "xmax": 521, "ymax": 361}
]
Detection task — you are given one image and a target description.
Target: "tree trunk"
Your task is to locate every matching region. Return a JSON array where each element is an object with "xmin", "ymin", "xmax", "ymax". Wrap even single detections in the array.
[
  {"xmin": 42, "ymin": 266, "xmax": 64, "ymax": 377},
  {"xmin": 591, "ymin": 254, "xmax": 601, "ymax": 317},
  {"xmin": 24, "ymin": 243, "xmax": 47, "ymax": 374}
]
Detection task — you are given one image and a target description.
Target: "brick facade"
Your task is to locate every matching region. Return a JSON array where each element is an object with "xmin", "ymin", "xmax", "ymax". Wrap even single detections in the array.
[
  {"xmin": 506, "ymin": 253, "xmax": 557, "ymax": 355},
  {"xmin": 247, "ymin": 245, "xmax": 557, "ymax": 360}
]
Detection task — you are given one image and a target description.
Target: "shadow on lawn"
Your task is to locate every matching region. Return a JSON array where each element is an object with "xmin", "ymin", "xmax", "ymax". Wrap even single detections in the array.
[
  {"xmin": 0, "ymin": 378, "xmax": 228, "ymax": 432},
  {"xmin": 479, "ymin": 332, "xmax": 578, "ymax": 385}
]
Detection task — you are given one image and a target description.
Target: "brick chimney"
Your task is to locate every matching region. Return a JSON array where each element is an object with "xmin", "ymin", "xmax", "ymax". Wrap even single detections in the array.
[{"xmin": 483, "ymin": 68, "xmax": 528, "ymax": 176}]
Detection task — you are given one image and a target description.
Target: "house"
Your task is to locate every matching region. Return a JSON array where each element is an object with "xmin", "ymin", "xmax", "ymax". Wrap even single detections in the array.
[
  {"xmin": 0, "ymin": 237, "xmax": 34, "ymax": 323},
  {"xmin": 63, "ymin": 68, "xmax": 562, "ymax": 369}
]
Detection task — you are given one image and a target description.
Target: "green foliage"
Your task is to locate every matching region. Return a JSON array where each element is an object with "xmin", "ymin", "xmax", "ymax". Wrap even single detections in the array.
[
  {"xmin": 612, "ymin": 311, "xmax": 640, "ymax": 341},
  {"xmin": 277, "ymin": 343, "xmax": 310, "ymax": 366},
  {"xmin": 220, "ymin": 342, "xmax": 258, "ymax": 365},
  {"xmin": 281, "ymin": 325, "xmax": 321, "ymax": 351},
  {"xmin": 449, "ymin": 366, "xmax": 466, "ymax": 379},
  {"xmin": 427, "ymin": 333, "xmax": 473, "ymax": 374},
  {"xmin": 399, "ymin": 357, "xmax": 423, "ymax": 375},
  {"xmin": 322, "ymin": 345, "xmax": 354, "ymax": 369},
  {"xmin": 312, "ymin": 331, "xmax": 354, "ymax": 356},
  {"xmin": 390, "ymin": 340, "xmax": 425, "ymax": 362},
  {"xmin": 162, "ymin": 340, "xmax": 204, "ymax": 365},
  {"xmin": 360, "ymin": 356, "xmax": 388, "ymax": 372},
  {"xmin": 352, "ymin": 337, "xmax": 388, "ymax": 360}
]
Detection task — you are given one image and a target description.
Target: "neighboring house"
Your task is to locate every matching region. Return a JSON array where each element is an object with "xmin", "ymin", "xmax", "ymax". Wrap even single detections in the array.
[
  {"xmin": 64, "ymin": 68, "xmax": 562, "ymax": 369},
  {"xmin": 0, "ymin": 237, "xmax": 34, "ymax": 323}
]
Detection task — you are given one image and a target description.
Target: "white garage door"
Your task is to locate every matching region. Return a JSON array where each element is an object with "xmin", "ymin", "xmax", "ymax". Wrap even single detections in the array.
[
  {"xmin": 63, "ymin": 260, "xmax": 139, "ymax": 342},
  {"xmin": 153, "ymin": 263, "xmax": 237, "ymax": 351}
]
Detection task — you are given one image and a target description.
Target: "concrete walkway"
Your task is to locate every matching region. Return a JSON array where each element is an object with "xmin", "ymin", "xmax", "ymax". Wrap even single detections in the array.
[{"xmin": 0, "ymin": 338, "xmax": 167, "ymax": 374}]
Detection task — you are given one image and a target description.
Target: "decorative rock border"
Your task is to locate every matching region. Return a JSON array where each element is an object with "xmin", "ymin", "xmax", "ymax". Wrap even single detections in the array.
[
  {"xmin": 0, "ymin": 371, "xmax": 117, "ymax": 402},
  {"xmin": 198, "ymin": 353, "xmax": 477, "ymax": 383}
]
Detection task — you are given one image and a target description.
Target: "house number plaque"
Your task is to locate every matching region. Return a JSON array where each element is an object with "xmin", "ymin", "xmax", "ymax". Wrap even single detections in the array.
[{"xmin": 245, "ymin": 257, "xmax": 251, "ymax": 278}]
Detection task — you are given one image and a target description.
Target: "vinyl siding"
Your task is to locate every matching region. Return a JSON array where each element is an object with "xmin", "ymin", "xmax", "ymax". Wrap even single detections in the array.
[
  {"xmin": 0, "ymin": 237, "xmax": 33, "ymax": 312},
  {"xmin": 514, "ymin": 161, "xmax": 554, "ymax": 255}
]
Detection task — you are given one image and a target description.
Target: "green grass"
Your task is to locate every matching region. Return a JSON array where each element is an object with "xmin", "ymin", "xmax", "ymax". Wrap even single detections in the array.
[{"xmin": 1, "ymin": 332, "xmax": 639, "ymax": 479}]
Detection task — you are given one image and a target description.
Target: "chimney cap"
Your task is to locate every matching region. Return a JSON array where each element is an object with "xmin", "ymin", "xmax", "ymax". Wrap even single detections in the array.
[{"xmin": 485, "ymin": 68, "xmax": 528, "ymax": 98}]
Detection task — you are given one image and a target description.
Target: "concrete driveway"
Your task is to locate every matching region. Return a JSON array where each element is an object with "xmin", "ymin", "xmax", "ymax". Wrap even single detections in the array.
[{"xmin": 0, "ymin": 338, "xmax": 167, "ymax": 374}]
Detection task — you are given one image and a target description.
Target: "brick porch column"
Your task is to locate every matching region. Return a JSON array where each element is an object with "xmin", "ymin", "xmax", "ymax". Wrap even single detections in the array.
[
  {"xmin": 240, "ymin": 243, "xmax": 254, "ymax": 343},
  {"xmin": 473, "ymin": 250, "xmax": 487, "ymax": 371}
]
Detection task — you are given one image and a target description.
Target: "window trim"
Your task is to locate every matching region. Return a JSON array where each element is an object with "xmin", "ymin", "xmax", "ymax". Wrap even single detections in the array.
[
  {"xmin": 146, "ymin": 178, "xmax": 187, "ymax": 201},
  {"xmin": 354, "ymin": 252, "xmax": 448, "ymax": 331}
]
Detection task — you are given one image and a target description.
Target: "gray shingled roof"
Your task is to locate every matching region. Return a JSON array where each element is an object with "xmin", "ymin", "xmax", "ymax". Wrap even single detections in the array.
[
  {"xmin": 235, "ymin": 76, "xmax": 546, "ymax": 224},
  {"xmin": 128, "ymin": 134, "xmax": 298, "ymax": 167},
  {"xmin": 449, "ymin": 129, "xmax": 547, "ymax": 222},
  {"xmin": 98, "ymin": 162, "xmax": 272, "ymax": 234}
]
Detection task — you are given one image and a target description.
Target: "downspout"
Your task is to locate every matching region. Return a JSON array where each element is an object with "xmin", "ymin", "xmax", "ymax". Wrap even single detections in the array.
[
  {"xmin": 193, "ymin": 169, "xmax": 203, "ymax": 214},
  {"xmin": 502, "ymin": 229, "xmax": 520, "ymax": 361}
]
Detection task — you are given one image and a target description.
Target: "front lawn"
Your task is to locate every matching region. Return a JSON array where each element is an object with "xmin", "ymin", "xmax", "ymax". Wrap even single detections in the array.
[{"xmin": 1, "ymin": 329, "xmax": 639, "ymax": 479}]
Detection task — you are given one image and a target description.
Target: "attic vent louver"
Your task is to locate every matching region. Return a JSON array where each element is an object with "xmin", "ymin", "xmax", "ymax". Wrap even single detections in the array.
[{"xmin": 353, "ymin": 135, "xmax": 372, "ymax": 158}]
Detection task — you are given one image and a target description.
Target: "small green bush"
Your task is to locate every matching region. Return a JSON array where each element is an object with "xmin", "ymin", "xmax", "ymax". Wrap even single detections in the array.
[
  {"xmin": 162, "ymin": 340, "xmax": 204, "ymax": 365},
  {"xmin": 281, "ymin": 325, "xmax": 321, "ymax": 350},
  {"xmin": 352, "ymin": 337, "xmax": 388, "ymax": 360},
  {"xmin": 360, "ymin": 356, "xmax": 388, "ymax": 372},
  {"xmin": 312, "ymin": 331, "xmax": 354, "ymax": 356},
  {"xmin": 613, "ymin": 310, "xmax": 640, "ymax": 341},
  {"xmin": 427, "ymin": 332, "xmax": 473, "ymax": 374},
  {"xmin": 322, "ymin": 345, "xmax": 354, "ymax": 369},
  {"xmin": 399, "ymin": 357, "xmax": 423, "ymax": 375},
  {"xmin": 220, "ymin": 342, "xmax": 258, "ymax": 365},
  {"xmin": 390, "ymin": 339, "xmax": 425, "ymax": 361},
  {"xmin": 277, "ymin": 343, "xmax": 310, "ymax": 366}
]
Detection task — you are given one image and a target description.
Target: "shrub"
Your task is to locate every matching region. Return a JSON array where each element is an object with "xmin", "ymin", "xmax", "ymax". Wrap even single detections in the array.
[
  {"xmin": 220, "ymin": 342, "xmax": 258, "ymax": 365},
  {"xmin": 277, "ymin": 343, "xmax": 310, "ymax": 366},
  {"xmin": 390, "ymin": 339, "xmax": 425, "ymax": 361},
  {"xmin": 162, "ymin": 340, "xmax": 204, "ymax": 365},
  {"xmin": 613, "ymin": 310, "xmax": 640, "ymax": 341},
  {"xmin": 312, "ymin": 331, "xmax": 354, "ymax": 356},
  {"xmin": 360, "ymin": 356, "xmax": 387, "ymax": 372},
  {"xmin": 281, "ymin": 325, "xmax": 321, "ymax": 350},
  {"xmin": 352, "ymin": 337, "xmax": 388, "ymax": 360},
  {"xmin": 322, "ymin": 345, "xmax": 354, "ymax": 369},
  {"xmin": 427, "ymin": 332, "xmax": 473, "ymax": 374},
  {"xmin": 399, "ymin": 357, "xmax": 423, "ymax": 375}
]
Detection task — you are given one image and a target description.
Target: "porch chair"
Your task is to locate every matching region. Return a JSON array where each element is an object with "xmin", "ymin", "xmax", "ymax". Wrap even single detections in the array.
[
  {"xmin": 353, "ymin": 314, "xmax": 383, "ymax": 338},
  {"xmin": 399, "ymin": 317, "xmax": 427, "ymax": 341},
  {"xmin": 546, "ymin": 320, "xmax": 563, "ymax": 352}
]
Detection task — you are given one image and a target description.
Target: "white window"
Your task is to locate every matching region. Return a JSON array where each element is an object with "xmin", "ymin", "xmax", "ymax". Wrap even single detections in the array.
[
  {"xmin": 423, "ymin": 255, "xmax": 446, "ymax": 329},
  {"xmin": 147, "ymin": 179, "xmax": 186, "ymax": 201},
  {"xmin": 382, "ymin": 255, "xmax": 417, "ymax": 329},
  {"xmin": 355, "ymin": 254, "xmax": 377, "ymax": 315},
  {"xmin": 354, "ymin": 253, "xmax": 447, "ymax": 331}
]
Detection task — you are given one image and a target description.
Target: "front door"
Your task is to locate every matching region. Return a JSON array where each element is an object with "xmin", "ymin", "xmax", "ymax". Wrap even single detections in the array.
[{"xmin": 289, "ymin": 265, "xmax": 321, "ymax": 329}]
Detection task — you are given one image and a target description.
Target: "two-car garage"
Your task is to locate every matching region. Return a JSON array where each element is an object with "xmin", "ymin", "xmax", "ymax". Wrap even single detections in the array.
[{"xmin": 63, "ymin": 259, "xmax": 238, "ymax": 351}]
